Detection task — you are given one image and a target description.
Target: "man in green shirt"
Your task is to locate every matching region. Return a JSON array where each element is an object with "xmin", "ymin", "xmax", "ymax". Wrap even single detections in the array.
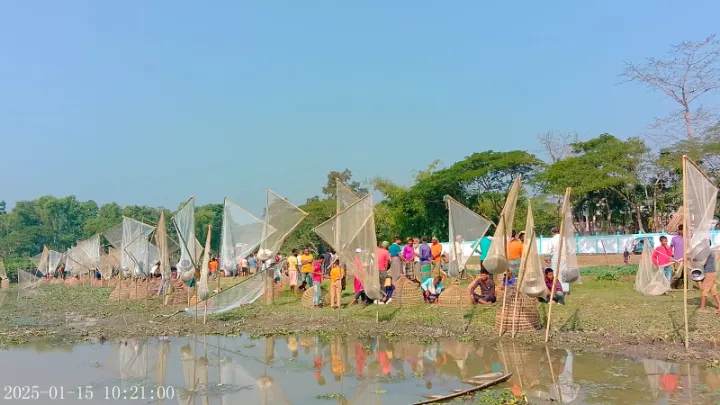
[{"xmin": 475, "ymin": 236, "xmax": 492, "ymax": 271}]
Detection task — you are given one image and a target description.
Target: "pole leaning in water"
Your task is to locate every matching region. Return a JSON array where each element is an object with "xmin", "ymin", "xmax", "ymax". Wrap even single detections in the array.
[
  {"xmin": 682, "ymin": 155, "xmax": 689, "ymax": 350},
  {"xmin": 545, "ymin": 187, "xmax": 571, "ymax": 343}
]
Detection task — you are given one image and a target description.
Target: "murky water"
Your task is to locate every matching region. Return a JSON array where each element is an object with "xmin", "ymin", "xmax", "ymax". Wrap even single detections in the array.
[{"xmin": 0, "ymin": 335, "xmax": 718, "ymax": 405}]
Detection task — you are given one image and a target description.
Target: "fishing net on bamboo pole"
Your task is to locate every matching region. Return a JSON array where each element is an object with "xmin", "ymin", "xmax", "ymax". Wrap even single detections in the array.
[
  {"xmin": 65, "ymin": 234, "xmax": 101, "ymax": 278},
  {"xmin": 314, "ymin": 194, "xmax": 381, "ymax": 300},
  {"xmin": 446, "ymin": 196, "xmax": 492, "ymax": 278},
  {"xmin": 258, "ymin": 189, "xmax": 307, "ymax": 261},
  {"xmin": 173, "ymin": 198, "xmax": 200, "ymax": 282},
  {"xmin": 0, "ymin": 261, "xmax": 7, "ymax": 288},
  {"xmin": 218, "ymin": 198, "xmax": 267, "ymax": 277},
  {"xmin": 483, "ymin": 177, "xmax": 522, "ymax": 275},
  {"xmin": 634, "ymin": 238, "xmax": 670, "ymax": 296},
  {"xmin": 557, "ymin": 206, "xmax": 580, "ymax": 284}
]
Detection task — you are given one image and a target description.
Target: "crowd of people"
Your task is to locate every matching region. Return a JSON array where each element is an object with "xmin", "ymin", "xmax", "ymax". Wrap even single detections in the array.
[{"xmin": 238, "ymin": 230, "xmax": 576, "ymax": 309}]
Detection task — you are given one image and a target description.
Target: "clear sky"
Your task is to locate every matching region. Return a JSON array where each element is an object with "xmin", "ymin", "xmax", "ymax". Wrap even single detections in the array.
[{"xmin": 1, "ymin": 0, "xmax": 719, "ymax": 214}]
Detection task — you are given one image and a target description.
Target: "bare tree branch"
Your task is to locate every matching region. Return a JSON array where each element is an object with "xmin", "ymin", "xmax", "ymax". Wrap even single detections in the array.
[{"xmin": 621, "ymin": 34, "xmax": 720, "ymax": 142}]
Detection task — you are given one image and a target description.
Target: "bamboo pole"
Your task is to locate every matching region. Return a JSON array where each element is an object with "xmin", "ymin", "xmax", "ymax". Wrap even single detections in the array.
[
  {"xmin": 545, "ymin": 188, "xmax": 571, "ymax": 343},
  {"xmin": 545, "ymin": 345, "xmax": 563, "ymax": 403},
  {"xmin": 511, "ymin": 231, "xmax": 534, "ymax": 338},
  {"xmin": 497, "ymin": 213, "xmax": 510, "ymax": 337},
  {"xmin": 682, "ymin": 155, "xmax": 689, "ymax": 350}
]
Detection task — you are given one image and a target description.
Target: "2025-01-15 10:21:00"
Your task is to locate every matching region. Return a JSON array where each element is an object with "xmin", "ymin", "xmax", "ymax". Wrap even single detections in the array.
[{"xmin": 3, "ymin": 385, "xmax": 176, "ymax": 400}]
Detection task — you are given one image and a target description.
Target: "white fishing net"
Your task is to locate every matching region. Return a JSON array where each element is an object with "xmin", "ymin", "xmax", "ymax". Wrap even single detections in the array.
[
  {"xmin": 32, "ymin": 246, "xmax": 49, "ymax": 277},
  {"xmin": 315, "ymin": 194, "xmax": 381, "ymax": 300},
  {"xmin": 483, "ymin": 177, "xmax": 522, "ymax": 274},
  {"xmin": 103, "ymin": 223, "xmax": 123, "ymax": 250},
  {"xmin": 559, "ymin": 204, "xmax": 580, "ymax": 284},
  {"xmin": 258, "ymin": 189, "xmax": 307, "ymax": 261},
  {"xmin": 335, "ymin": 182, "xmax": 361, "ymax": 251},
  {"xmin": 684, "ymin": 158, "xmax": 718, "ymax": 268},
  {"xmin": 519, "ymin": 204, "xmax": 546, "ymax": 298},
  {"xmin": 0, "ymin": 260, "xmax": 6, "ymax": 280},
  {"xmin": 197, "ymin": 226, "xmax": 212, "ymax": 302},
  {"xmin": 174, "ymin": 198, "xmax": 199, "ymax": 276},
  {"xmin": 155, "ymin": 211, "xmax": 172, "ymax": 281},
  {"xmin": 634, "ymin": 238, "xmax": 670, "ymax": 296},
  {"xmin": 48, "ymin": 250, "xmax": 62, "ymax": 276},
  {"xmin": 17, "ymin": 270, "xmax": 39, "ymax": 288},
  {"xmin": 121, "ymin": 218, "xmax": 155, "ymax": 277},
  {"xmin": 194, "ymin": 262, "xmax": 285, "ymax": 315},
  {"xmin": 219, "ymin": 198, "xmax": 267, "ymax": 275},
  {"xmin": 447, "ymin": 196, "xmax": 492, "ymax": 278},
  {"xmin": 66, "ymin": 234, "xmax": 102, "ymax": 276}
]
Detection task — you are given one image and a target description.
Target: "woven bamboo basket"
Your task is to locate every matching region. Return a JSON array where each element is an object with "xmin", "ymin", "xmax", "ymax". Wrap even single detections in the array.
[
  {"xmin": 108, "ymin": 279, "xmax": 133, "ymax": 301},
  {"xmin": 50, "ymin": 278, "xmax": 64, "ymax": 285},
  {"xmin": 494, "ymin": 286, "xmax": 540, "ymax": 333},
  {"xmin": 666, "ymin": 207, "xmax": 683, "ymax": 234},
  {"xmin": 386, "ymin": 277, "xmax": 424, "ymax": 307},
  {"xmin": 39, "ymin": 278, "xmax": 50, "ymax": 284},
  {"xmin": 65, "ymin": 278, "xmax": 80, "ymax": 287},
  {"xmin": 301, "ymin": 284, "xmax": 329, "ymax": 308},
  {"xmin": 1, "ymin": 279, "xmax": 9, "ymax": 288},
  {"xmin": 438, "ymin": 280, "xmax": 474, "ymax": 308}
]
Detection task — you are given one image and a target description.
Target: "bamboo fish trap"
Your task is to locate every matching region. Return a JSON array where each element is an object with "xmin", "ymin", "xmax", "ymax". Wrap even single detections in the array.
[{"xmin": 494, "ymin": 286, "xmax": 540, "ymax": 333}]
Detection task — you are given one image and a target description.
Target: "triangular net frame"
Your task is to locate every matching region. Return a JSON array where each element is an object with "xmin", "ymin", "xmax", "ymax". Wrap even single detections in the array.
[
  {"xmin": 684, "ymin": 158, "xmax": 718, "ymax": 268},
  {"xmin": 219, "ymin": 198, "xmax": 269, "ymax": 275},
  {"xmin": 120, "ymin": 217, "xmax": 156, "ymax": 277},
  {"xmin": 65, "ymin": 234, "xmax": 102, "ymax": 277},
  {"xmin": 27, "ymin": 246, "xmax": 50, "ymax": 285},
  {"xmin": 483, "ymin": 176, "xmax": 522, "ymax": 274},
  {"xmin": 447, "ymin": 196, "xmax": 492, "ymax": 278},
  {"xmin": 634, "ymin": 238, "xmax": 670, "ymax": 296},
  {"xmin": 155, "ymin": 210, "xmax": 172, "ymax": 281},
  {"xmin": 314, "ymin": 194, "xmax": 381, "ymax": 300},
  {"xmin": 335, "ymin": 181, "xmax": 362, "ymax": 252},
  {"xmin": 173, "ymin": 197, "xmax": 199, "ymax": 274},
  {"xmin": 258, "ymin": 189, "xmax": 307, "ymax": 260}
]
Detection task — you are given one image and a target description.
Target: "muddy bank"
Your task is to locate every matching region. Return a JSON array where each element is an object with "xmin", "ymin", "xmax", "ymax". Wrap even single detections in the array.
[{"xmin": 0, "ymin": 283, "xmax": 718, "ymax": 367}]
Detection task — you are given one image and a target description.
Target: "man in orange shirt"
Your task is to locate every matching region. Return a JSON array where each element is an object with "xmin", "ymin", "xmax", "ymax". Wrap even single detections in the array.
[
  {"xmin": 507, "ymin": 231, "xmax": 523, "ymax": 276},
  {"xmin": 209, "ymin": 257, "xmax": 219, "ymax": 279},
  {"xmin": 430, "ymin": 237, "xmax": 444, "ymax": 278}
]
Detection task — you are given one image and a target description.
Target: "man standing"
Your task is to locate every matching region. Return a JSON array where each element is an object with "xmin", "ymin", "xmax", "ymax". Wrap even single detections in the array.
[
  {"xmin": 698, "ymin": 252, "xmax": 720, "ymax": 313},
  {"xmin": 377, "ymin": 241, "xmax": 391, "ymax": 286},
  {"xmin": 248, "ymin": 253, "xmax": 258, "ymax": 275},
  {"xmin": 419, "ymin": 237, "xmax": 432, "ymax": 281},
  {"xmin": 508, "ymin": 231, "xmax": 523, "ymax": 277},
  {"xmin": 287, "ymin": 248, "xmax": 299, "ymax": 293},
  {"xmin": 402, "ymin": 237, "xmax": 416, "ymax": 280},
  {"xmin": 388, "ymin": 237, "xmax": 403, "ymax": 282},
  {"xmin": 670, "ymin": 225, "xmax": 684, "ymax": 289},
  {"xmin": 323, "ymin": 249, "xmax": 333, "ymax": 275},
  {"xmin": 300, "ymin": 248, "xmax": 315, "ymax": 287},
  {"xmin": 430, "ymin": 237, "xmax": 443, "ymax": 278},
  {"xmin": 477, "ymin": 235, "xmax": 492, "ymax": 271},
  {"xmin": 652, "ymin": 236, "xmax": 674, "ymax": 282}
]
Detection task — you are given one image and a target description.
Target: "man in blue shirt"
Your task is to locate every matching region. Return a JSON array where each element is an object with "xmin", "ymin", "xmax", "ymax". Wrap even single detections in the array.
[{"xmin": 248, "ymin": 254, "xmax": 258, "ymax": 275}]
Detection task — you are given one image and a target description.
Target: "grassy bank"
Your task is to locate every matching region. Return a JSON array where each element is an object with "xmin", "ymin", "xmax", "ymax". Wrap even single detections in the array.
[{"xmin": 1, "ymin": 272, "xmax": 719, "ymax": 365}]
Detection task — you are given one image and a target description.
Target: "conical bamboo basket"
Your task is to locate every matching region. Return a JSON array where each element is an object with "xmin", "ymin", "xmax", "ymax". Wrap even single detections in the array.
[
  {"xmin": 386, "ymin": 277, "xmax": 424, "ymax": 307},
  {"xmin": 301, "ymin": 284, "xmax": 329, "ymax": 308},
  {"xmin": 1, "ymin": 279, "xmax": 9, "ymax": 288},
  {"xmin": 438, "ymin": 280, "xmax": 474, "ymax": 308},
  {"xmin": 494, "ymin": 286, "xmax": 540, "ymax": 333},
  {"xmin": 50, "ymin": 278, "xmax": 64, "ymax": 285}
]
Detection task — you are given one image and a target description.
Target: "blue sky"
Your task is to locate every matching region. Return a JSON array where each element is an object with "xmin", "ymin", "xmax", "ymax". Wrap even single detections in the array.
[{"xmin": 1, "ymin": 0, "xmax": 719, "ymax": 214}]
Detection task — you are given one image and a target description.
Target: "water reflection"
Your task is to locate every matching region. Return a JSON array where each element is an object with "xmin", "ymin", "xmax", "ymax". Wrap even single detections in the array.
[{"xmin": 0, "ymin": 335, "xmax": 718, "ymax": 404}]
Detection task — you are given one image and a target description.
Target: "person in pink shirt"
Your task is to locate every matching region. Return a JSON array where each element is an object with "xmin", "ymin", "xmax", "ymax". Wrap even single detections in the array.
[
  {"xmin": 652, "ymin": 236, "xmax": 674, "ymax": 282},
  {"xmin": 402, "ymin": 237, "xmax": 416, "ymax": 280},
  {"xmin": 348, "ymin": 274, "xmax": 369, "ymax": 305}
]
